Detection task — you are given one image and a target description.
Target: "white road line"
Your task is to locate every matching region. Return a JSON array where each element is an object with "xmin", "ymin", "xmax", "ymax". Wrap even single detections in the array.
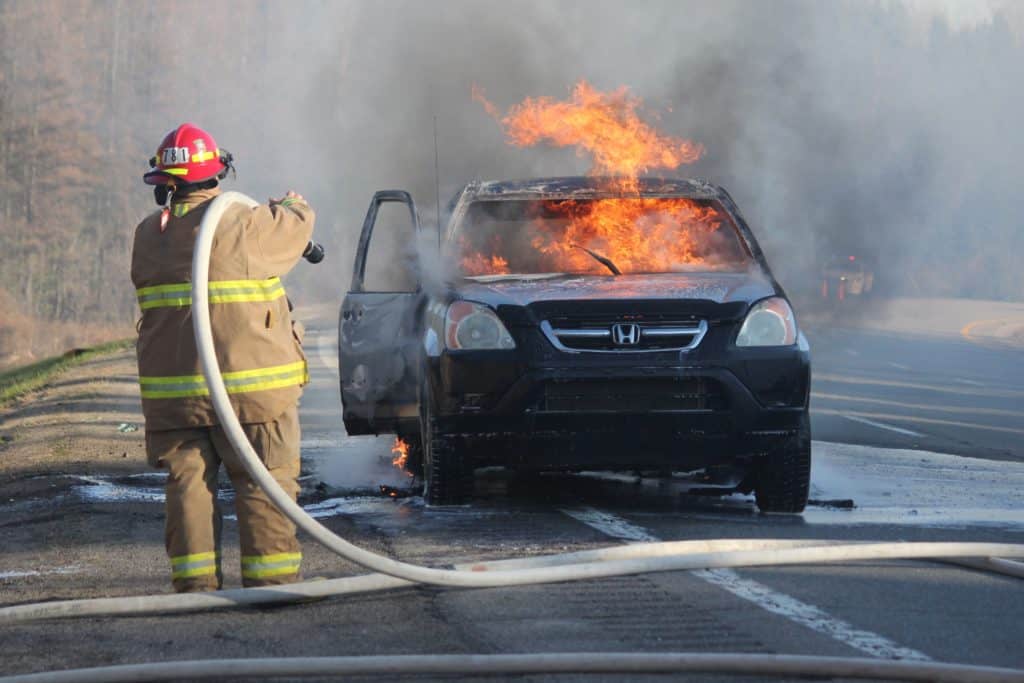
[
  {"xmin": 561, "ymin": 506, "xmax": 931, "ymax": 662},
  {"xmin": 954, "ymin": 378, "xmax": 985, "ymax": 387},
  {"xmin": 562, "ymin": 507, "xmax": 659, "ymax": 542},
  {"xmin": 691, "ymin": 568, "xmax": 930, "ymax": 660},
  {"xmin": 886, "ymin": 362, "xmax": 911, "ymax": 371},
  {"xmin": 842, "ymin": 415, "xmax": 923, "ymax": 438}
]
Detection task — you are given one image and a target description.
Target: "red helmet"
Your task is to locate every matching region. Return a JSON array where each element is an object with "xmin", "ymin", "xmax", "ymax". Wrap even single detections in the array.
[{"xmin": 143, "ymin": 123, "xmax": 232, "ymax": 186}]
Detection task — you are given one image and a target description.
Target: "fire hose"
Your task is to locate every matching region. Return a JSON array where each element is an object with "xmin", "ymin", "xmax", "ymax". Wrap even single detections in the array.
[{"xmin": 2, "ymin": 190, "xmax": 1023, "ymax": 683}]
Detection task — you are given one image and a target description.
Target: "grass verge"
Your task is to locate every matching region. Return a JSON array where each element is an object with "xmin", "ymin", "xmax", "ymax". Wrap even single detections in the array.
[{"xmin": 0, "ymin": 339, "xmax": 134, "ymax": 406}]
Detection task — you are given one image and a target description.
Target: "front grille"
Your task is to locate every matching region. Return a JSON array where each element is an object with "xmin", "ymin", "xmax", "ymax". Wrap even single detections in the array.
[
  {"xmin": 541, "ymin": 312, "xmax": 707, "ymax": 352},
  {"xmin": 541, "ymin": 378, "xmax": 725, "ymax": 412}
]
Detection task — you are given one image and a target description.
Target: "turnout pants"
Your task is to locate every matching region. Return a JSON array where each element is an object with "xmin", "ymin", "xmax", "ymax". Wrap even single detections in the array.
[{"xmin": 145, "ymin": 406, "xmax": 302, "ymax": 592}]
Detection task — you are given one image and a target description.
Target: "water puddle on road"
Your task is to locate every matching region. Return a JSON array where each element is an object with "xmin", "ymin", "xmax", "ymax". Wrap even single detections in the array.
[
  {"xmin": 805, "ymin": 441, "xmax": 1024, "ymax": 530},
  {"xmin": 71, "ymin": 474, "xmax": 166, "ymax": 504},
  {"xmin": 0, "ymin": 566, "xmax": 82, "ymax": 580},
  {"xmin": 6, "ymin": 438, "xmax": 1020, "ymax": 533}
]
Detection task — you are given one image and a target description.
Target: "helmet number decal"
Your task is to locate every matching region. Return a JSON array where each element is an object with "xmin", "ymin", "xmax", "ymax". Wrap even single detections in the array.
[{"xmin": 161, "ymin": 146, "xmax": 191, "ymax": 165}]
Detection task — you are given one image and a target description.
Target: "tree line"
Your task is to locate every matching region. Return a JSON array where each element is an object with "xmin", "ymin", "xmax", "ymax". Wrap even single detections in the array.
[{"xmin": 0, "ymin": 1, "xmax": 290, "ymax": 361}]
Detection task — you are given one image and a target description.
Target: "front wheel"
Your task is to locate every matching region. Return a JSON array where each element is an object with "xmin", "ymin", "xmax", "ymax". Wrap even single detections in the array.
[
  {"xmin": 420, "ymin": 387, "xmax": 472, "ymax": 505},
  {"xmin": 754, "ymin": 412, "xmax": 811, "ymax": 513}
]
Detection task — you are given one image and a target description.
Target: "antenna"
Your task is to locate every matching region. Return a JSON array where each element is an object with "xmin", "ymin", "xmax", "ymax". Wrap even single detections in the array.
[{"xmin": 433, "ymin": 115, "xmax": 442, "ymax": 248}]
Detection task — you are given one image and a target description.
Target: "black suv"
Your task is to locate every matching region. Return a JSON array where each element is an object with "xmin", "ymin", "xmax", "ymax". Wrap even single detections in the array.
[{"xmin": 338, "ymin": 177, "xmax": 811, "ymax": 511}]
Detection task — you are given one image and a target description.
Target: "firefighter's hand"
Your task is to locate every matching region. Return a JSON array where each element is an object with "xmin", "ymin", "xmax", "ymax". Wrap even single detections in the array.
[{"xmin": 269, "ymin": 190, "xmax": 305, "ymax": 206}]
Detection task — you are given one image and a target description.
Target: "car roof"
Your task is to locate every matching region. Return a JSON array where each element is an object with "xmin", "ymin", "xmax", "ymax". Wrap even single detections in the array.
[{"xmin": 462, "ymin": 176, "xmax": 726, "ymax": 201}]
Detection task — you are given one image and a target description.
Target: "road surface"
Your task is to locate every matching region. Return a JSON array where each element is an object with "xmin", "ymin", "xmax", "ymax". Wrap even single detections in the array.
[
  {"xmin": 0, "ymin": 298, "xmax": 1021, "ymax": 680},
  {"xmin": 809, "ymin": 324, "xmax": 1024, "ymax": 462}
]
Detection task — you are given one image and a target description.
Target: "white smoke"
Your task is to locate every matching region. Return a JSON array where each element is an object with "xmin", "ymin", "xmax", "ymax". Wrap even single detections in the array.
[{"xmin": 265, "ymin": 0, "xmax": 1024, "ymax": 305}]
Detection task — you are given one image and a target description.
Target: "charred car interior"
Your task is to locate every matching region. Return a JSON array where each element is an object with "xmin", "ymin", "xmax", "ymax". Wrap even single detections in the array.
[{"xmin": 339, "ymin": 177, "xmax": 811, "ymax": 511}]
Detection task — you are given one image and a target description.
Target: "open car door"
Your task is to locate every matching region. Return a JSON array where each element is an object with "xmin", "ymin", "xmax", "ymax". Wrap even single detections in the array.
[{"xmin": 339, "ymin": 190, "xmax": 423, "ymax": 435}]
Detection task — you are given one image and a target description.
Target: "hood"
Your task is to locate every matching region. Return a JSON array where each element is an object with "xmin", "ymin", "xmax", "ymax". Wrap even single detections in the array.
[{"xmin": 453, "ymin": 271, "xmax": 778, "ymax": 309}]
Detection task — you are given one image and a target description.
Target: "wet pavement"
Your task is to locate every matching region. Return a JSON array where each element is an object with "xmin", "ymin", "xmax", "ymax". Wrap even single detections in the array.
[{"xmin": 1, "ymin": 311, "xmax": 1022, "ymax": 679}]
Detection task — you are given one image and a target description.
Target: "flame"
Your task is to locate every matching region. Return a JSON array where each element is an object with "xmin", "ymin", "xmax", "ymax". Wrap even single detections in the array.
[
  {"xmin": 391, "ymin": 437, "xmax": 409, "ymax": 470},
  {"xmin": 467, "ymin": 81, "xmax": 720, "ymax": 275},
  {"xmin": 461, "ymin": 250, "xmax": 510, "ymax": 276},
  {"xmin": 477, "ymin": 81, "xmax": 702, "ymax": 178},
  {"xmin": 531, "ymin": 197, "xmax": 723, "ymax": 274}
]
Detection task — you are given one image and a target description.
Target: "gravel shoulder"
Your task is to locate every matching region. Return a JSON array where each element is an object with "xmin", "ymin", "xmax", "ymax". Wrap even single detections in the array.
[{"xmin": 0, "ymin": 351, "xmax": 147, "ymax": 498}]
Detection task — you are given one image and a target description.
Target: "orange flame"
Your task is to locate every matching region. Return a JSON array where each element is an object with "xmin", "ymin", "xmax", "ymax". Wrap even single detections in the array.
[
  {"xmin": 391, "ymin": 437, "xmax": 409, "ymax": 470},
  {"xmin": 533, "ymin": 198, "xmax": 723, "ymax": 274},
  {"xmin": 477, "ymin": 81, "xmax": 702, "ymax": 178},
  {"xmin": 468, "ymin": 81, "xmax": 719, "ymax": 275},
  {"xmin": 461, "ymin": 251, "xmax": 510, "ymax": 276}
]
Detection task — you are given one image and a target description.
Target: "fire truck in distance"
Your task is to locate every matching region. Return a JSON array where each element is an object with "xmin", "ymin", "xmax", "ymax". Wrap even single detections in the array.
[{"xmin": 821, "ymin": 254, "xmax": 874, "ymax": 301}]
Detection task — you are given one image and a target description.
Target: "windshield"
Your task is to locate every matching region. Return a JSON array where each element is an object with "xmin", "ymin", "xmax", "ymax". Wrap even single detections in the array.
[{"xmin": 452, "ymin": 197, "xmax": 751, "ymax": 277}]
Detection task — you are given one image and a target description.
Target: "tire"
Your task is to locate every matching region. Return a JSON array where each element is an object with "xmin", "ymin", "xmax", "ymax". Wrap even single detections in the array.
[
  {"xmin": 420, "ymin": 386, "xmax": 472, "ymax": 505},
  {"xmin": 754, "ymin": 412, "xmax": 811, "ymax": 513}
]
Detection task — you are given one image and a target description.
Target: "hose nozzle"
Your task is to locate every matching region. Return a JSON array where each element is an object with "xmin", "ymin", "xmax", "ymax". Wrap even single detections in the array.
[{"xmin": 303, "ymin": 241, "xmax": 325, "ymax": 264}]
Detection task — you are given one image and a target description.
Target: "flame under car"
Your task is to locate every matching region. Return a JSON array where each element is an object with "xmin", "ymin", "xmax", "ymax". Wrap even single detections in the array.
[{"xmin": 338, "ymin": 177, "xmax": 811, "ymax": 511}]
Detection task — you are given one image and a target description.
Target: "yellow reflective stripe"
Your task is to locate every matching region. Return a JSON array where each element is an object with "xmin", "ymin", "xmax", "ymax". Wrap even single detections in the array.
[
  {"xmin": 139, "ymin": 361, "xmax": 308, "ymax": 399},
  {"xmin": 208, "ymin": 278, "xmax": 283, "ymax": 291},
  {"xmin": 241, "ymin": 552, "xmax": 302, "ymax": 564},
  {"xmin": 241, "ymin": 552, "xmax": 302, "ymax": 579},
  {"xmin": 138, "ymin": 377, "xmax": 307, "ymax": 397},
  {"xmin": 223, "ymin": 360, "xmax": 305, "ymax": 381},
  {"xmin": 221, "ymin": 375, "xmax": 304, "ymax": 395},
  {"xmin": 191, "ymin": 150, "xmax": 215, "ymax": 163},
  {"xmin": 136, "ymin": 278, "xmax": 284, "ymax": 310},
  {"xmin": 140, "ymin": 362, "xmax": 306, "ymax": 385},
  {"xmin": 172, "ymin": 203, "xmax": 190, "ymax": 217},
  {"xmin": 170, "ymin": 551, "xmax": 218, "ymax": 566},
  {"xmin": 142, "ymin": 387, "xmax": 209, "ymax": 399},
  {"xmin": 140, "ymin": 373, "xmax": 204, "ymax": 386},
  {"xmin": 243, "ymin": 566, "xmax": 301, "ymax": 579},
  {"xmin": 136, "ymin": 278, "xmax": 284, "ymax": 296},
  {"xmin": 209, "ymin": 280, "xmax": 285, "ymax": 304},
  {"xmin": 172, "ymin": 565, "xmax": 218, "ymax": 579},
  {"xmin": 139, "ymin": 296, "xmax": 190, "ymax": 310},
  {"xmin": 170, "ymin": 551, "xmax": 219, "ymax": 579},
  {"xmin": 136, "ymin": 281, "xmax": 194, "ymax": 311},
  {"xmin": 137, "ymin": 283, "xmax": 193, "ymax": 296},
  {"xmin": 163, "ymin": 168, "xmax": 188, "ymax": 176}
]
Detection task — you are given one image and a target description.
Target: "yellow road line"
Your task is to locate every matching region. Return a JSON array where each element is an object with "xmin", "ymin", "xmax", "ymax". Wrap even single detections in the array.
[{"xmin": 960, "ymin": 317, "xmax": 1024, "ymax": 350}]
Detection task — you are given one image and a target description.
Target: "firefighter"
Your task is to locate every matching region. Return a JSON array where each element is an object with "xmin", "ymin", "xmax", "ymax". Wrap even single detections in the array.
[{"xmin": 132, "ymin": 123, "xmax": 314, "ymax": 592}]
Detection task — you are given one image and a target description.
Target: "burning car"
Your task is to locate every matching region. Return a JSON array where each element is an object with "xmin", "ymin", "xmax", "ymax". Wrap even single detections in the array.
[{"xmin": 338, "ymin": 176, "xmax": 811, "ymax": 512}]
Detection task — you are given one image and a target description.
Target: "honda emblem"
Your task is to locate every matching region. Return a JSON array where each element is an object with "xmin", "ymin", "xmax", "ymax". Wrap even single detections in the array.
[{"xmin": 611, "ymin": 323, "xmax": 641, "ymax": 346}]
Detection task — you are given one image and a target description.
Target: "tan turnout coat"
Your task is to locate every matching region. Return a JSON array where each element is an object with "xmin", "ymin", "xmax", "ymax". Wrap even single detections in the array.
[{"xmin": 131, "ymin": 187, "xmax": 315, "ymax": 430}]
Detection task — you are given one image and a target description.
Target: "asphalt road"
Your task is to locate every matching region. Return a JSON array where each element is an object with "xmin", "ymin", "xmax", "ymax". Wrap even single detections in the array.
[
  {"xmin": 289, "ymin": 306, "xmax": 1024, "ymax": 676},
  {"xmin": 806, "ymin": 323, "xmax": 1024, "ymax": 462},
  {"xmin": 2, "ymin": 302, "xmax": 1022, "ymax": 681}
]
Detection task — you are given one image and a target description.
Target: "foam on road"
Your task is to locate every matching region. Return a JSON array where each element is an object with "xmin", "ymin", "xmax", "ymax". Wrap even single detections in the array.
[{"xmin": 807, "ymin": 441, "xmax": 1024, "ymax": 529}]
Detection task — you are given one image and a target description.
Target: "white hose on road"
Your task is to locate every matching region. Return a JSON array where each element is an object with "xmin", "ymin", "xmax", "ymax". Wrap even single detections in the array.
[
  {"xmin": 3, "ymin": 653, "xmax": 1023, "ymax": 683},
  {"xmin": 2, "ymin": 538, "xmax": 1021, "ymax": 625},
  {"xmin": 2, "ymin": 192, "xmax": 1022, "ymax": 683}
]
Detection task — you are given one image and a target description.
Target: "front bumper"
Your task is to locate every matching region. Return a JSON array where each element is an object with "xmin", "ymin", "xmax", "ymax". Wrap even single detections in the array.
[{"xmin": 424, "ymin": 324, "xmax": 810, "ymax": 470}]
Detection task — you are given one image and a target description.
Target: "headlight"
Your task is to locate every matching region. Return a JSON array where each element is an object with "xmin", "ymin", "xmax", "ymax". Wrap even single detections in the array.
[
  {"xmin": 445, "ymin": 301, "xmax": 516, "ymax": 350},
  {"xmin": 736, "ymin": 297, "xmax": 797, "ymax": 347}
]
